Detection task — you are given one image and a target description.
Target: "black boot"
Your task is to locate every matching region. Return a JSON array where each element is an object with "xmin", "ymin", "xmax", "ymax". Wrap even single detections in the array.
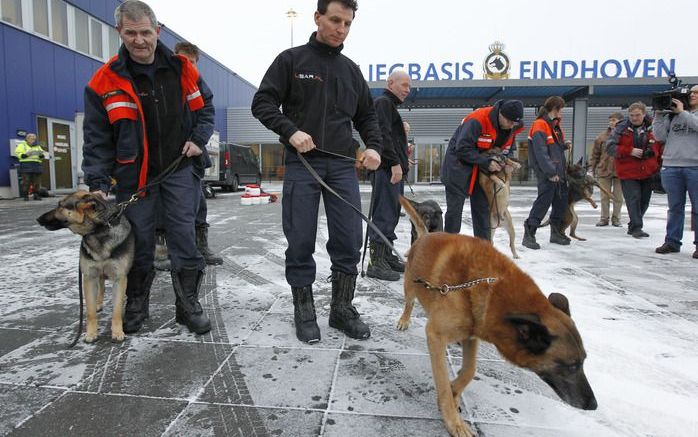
[
  {"xmin": 291, "ymin": 286, "xmax": 321, "ymax": 343},
  {"xmin": 366, "ymin": 242, "xmax": 400, "ymax": 281},
  {"xmin": 33, "ymin": 192, "xmax": 42, "ymax": 201},
  {"xmin": 196, "ymin": 224, "xmax": 223, "ymax": 265},
  {"xmin": 384, "ymin": 245, "xmax": 405, "ymax": 273},
  {"xmin": 522, "ymin": 222, "xmax": 540, "ymax": 250},
  {"xmin": 123, "ymin": 268, "xmax": 156, "ymax": 334},
  {"xmin": 550, "ymin": 223, "xmax": 571, "ymax": 245},
  {"xmin": 153, "ymin": 230, "xmax": 171, "ymax": 271},
  {"xmin": 172, "ymin": 267, "xmax": 211, "ymax": 334},
  {"xmin": 329, "ymin": 271, "xmax": 371, "ymax": 339}
]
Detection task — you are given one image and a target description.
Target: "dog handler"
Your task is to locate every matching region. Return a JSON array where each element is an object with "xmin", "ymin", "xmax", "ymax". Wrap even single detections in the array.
[
  {"xmin": 252, "ymin": 0, "xmax": 382, "ymax": 344},
  {"xmin": 82, "ymin": 0, "xmax": 214, "ymax": 335},
  {"xmin": 366, "ymin": 70, "xmax": 411, "ymax": 282},
  {"xmin": 441, "ymin": 100, "xmax": 524, "ymax": 239}
]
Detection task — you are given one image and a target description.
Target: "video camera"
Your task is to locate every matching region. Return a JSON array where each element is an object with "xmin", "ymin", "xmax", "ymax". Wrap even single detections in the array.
[{"xmin": 651, "ymin": 74, "xmax": 691, "ymax": 111}]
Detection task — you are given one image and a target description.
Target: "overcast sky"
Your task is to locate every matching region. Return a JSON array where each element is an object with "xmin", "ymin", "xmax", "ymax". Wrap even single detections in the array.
[{"xmin": 146, "ymin": 0, "xmax": 697, "ymax": 86}]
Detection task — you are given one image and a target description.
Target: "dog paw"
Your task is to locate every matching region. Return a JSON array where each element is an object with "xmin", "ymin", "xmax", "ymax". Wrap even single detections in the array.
[
  {"xmin": 111, "ymin": 331, "xmax": 125, "ymax": 342},
  {"xmin": 84, "ymin": 333, "xmax": 98, "ymax": 343},
  {"xmin": 445, "ymin": 418, "xmax": 474, "ymax": 437},
  {"xmin": 96, "ymin": 305, "xmax": 103, "ymax": 313},
  {"xmin": 396, "ymin": 319, "xmax": 410, "ymax": 330}
]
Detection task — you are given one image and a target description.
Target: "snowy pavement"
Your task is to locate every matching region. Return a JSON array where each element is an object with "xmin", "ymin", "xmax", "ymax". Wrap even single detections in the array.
[{"xmin": 0, "ymin": 185, "xmax": 696, "ymax": 437}]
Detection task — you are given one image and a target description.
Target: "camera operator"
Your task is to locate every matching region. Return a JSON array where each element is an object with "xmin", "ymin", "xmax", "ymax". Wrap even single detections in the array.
[
  {"xmin": 652, "ymin": 85, "xmax": 698, "ymax": 259},
  {"xmin": 607, "ymin": 102, "xmax": 662, "ymax": 239}
]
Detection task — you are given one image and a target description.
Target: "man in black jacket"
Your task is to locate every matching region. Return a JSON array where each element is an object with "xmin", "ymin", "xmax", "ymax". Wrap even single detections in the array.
[
  {"xmin": 367, "ymin": 70, "xmax": 411, "ymax": 281},
  {"xmin": 82, "ymin": 0, "xmax": 214, "ymax": 335},
  {"xmin": 252, "ymin": 0, "xmax": 382, "ymax": 344}
]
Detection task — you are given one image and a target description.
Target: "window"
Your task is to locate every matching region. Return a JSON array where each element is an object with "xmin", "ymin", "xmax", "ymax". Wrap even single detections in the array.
[
  {"xmin": 108, "ymin": 26, "xmax": 120, "ymax": 57},
  {"xmin": 89, "ymin": 17, "xmax": 102, "ymax": 58},
  {"xmin": 51, "ymin": 0, "xmax": 67, "ymax": 45},
  {"xmin": 1, "ymin": 0, "xmax": 23, "ymax": 26},
  {"xmin": 74, "ymin": 7, "xmax": 88, "ymax": 53},
  {"xmin": 33, "ymin": 0, "xmax": 49, "ymax": 36}
]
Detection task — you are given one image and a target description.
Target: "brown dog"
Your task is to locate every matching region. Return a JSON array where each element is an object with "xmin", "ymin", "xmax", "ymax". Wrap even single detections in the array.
[
  {"xmin": 397, "ymin": 196, "xmax": 596, "ymax": 437},
  {"xmin": 478, "ymin": 155, "xmax": 520, "ymax": 258},
  {"xmin": 37, "ymin": 191, "xmax": 134, "ymax": 343}
]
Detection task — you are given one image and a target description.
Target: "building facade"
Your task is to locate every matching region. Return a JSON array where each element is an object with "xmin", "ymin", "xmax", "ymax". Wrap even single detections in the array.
[{"xmin": 0, "ymin": 0, "xmax": 256, "ymax": 197}]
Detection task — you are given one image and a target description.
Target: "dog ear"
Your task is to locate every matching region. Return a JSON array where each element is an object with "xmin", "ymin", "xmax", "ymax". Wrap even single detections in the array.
[
  {"xmin": 576, "ymin": 156, "xmax": 584, "ymax": 167},
  {"xmin": 548, "ymin": 293, "xmax": 571, "ymax": 316},
  {"xmin": 504, "ymin": 313, "xmax": 553, "ymax": 355}
]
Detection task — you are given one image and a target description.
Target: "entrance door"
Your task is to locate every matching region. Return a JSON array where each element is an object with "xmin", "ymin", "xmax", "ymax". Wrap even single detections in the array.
[
  {"xmin": 415, "ymin": 140, "xmax": 446, "ymax": 183},
  {"xmin": 37, "ymin": 117, "xmax": 76, "ymax": 190}
]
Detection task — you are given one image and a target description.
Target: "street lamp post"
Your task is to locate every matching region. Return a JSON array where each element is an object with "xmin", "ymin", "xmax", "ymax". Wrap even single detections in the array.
[{"xmin": 286, "ymin": 8, "xmax": 297, "ymax": 47}]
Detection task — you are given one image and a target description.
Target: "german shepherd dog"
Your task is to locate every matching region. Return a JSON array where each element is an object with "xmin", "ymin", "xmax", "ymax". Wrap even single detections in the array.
[
  {"xmin": 397, "ymin": 196, "xmax": 597, "ymax": 437},
  {"xmin": 406, "ymin": 198, "xmax": 444, "ymax": 244},
  {"xmin": 478, "ymin": 149, "xmax": 521, "ymax": 258},
  {"xmin": 37, "ymin": 191, "xmax": 134, "ymax": 343},
  {"xmin": 541, "ymin": 158, "xmax": 614, "ymax": 241}
]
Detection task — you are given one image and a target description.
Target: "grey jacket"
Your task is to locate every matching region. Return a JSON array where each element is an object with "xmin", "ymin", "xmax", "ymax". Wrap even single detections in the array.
[{"xmin": 651, "ymin": 109, "xmax": 698, "ymax": 167}]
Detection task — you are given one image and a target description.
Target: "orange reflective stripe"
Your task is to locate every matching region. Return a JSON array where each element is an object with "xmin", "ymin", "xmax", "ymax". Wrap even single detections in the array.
[{"xmin": 177, "ymin": 55, "xmax": 204, "ymax": 111}]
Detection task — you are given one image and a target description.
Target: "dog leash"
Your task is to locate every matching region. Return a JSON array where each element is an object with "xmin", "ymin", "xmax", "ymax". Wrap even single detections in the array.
[
  {"xmin": 68, "ymin": 264, "xmax": 85, "ymax": 348},
  {"xmin": 296, "ymin": 150, "xmax": 405, "ymax": 264},
  {"xmin": 414, "ymin": 276, "xmax": 497, "ymax": 295},
  {"xmin": 360, "ymin": 171, "xmax": 377, "ymax": 277}
]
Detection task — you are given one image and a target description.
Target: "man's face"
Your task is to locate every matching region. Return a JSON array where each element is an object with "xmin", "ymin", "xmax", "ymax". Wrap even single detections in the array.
[
  {"xmin": 608, "ymin": 117, "xmax": 621, "ymax": 129},
  {"xmin": 118, "ymin": 15, "xmax": 160, "ymax": 64},
  {"xmin": 628, "ymin": 109, "xmax": 645, "ymax": 126},
  {"xmin": 25, "ymin": 134, "xmax": 36, "ymax": 145},
  {"xmin": 690, "ymin": 89, "xmax": 698, "ymax": 108},
  {"xmin": 388, "ymin": 75, "xmax": 411, "ymax": 102},
  {"xmin": 314, "ymin": 2, "xmax": 353, "ymax": 48},
  {"xmin": 498, "ymin": 113, "xmax": 516, "ymax": 130}
]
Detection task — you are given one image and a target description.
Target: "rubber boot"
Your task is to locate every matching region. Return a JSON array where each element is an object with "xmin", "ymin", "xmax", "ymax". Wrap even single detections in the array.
[
  {"xmin": 366, "ymin": 242, "xmax": 400, "ymax": 281},
  {"xmin": 153, "ymin": 230, "xmax": 171, "ymax": 271},
  {"xmin": 172, "ymin": 267, "xmax": 211, "ymax": 334},
  {"xmin": 196, "ymin": 224, "xmax": 223, "ymax": 265},
  {"xmin": 550, "ymin": 223, "xmax": 571, "ymax": 245},
  {"xmin": 384, "ymin": 244, "xmax": 405, "ymax": 273},
  {"xmin": 291, "ymin": 286, "xmax": 321, "ymax": 343},
  {"xmin": 329, "ymin": 271, "xmax": 371, "ymax": 339},
  {"xmin": 123, "ymin": 268, "xmax": 156, "ymax": 334},
  {"xmin": 522, "ymin": 222, "xmax": 540, "ymax": 250}
]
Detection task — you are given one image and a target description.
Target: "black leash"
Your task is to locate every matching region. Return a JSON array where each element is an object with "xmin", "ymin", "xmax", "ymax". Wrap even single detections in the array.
[
  {"xmin": 360, "ymin": 171, "xmax": 377, "ymax": 277},
  {"xmin": 68, "ymin": 154, "xmax": 187, "ymax": 347},
  {"xmin": 296, "ymin": 151, "xmax": 405, "ymax": 264}
]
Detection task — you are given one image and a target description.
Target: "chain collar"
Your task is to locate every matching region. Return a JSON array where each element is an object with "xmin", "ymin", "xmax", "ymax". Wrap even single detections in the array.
[{"xmin": 414, "ymin": 276, "xmax": 497, "ymax": 295}]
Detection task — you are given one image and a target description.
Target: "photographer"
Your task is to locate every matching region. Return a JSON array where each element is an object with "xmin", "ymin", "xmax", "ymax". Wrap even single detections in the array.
[
  {"xmin": 652, "ymin": 85, "xmax": 698, "ymax": 259},
  {"xmin": 607, "ymin": 102, "xmax": 661, "ymax": 239}
]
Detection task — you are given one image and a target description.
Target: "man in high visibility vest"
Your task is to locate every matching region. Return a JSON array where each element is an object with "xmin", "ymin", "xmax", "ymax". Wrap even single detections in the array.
[{"xmin": 14, "ymin": 133, "xmax": 46, "ymax": 201}]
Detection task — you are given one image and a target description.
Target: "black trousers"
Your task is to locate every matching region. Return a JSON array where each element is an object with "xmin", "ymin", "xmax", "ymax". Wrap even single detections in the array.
[
  {"xmin": 368, "ymin": 168, "xmax": 402, "ymax": 243},
  {"xmin": 620, "ymin": 178, "xmax": 652, "ymax": 232},
  {"xmin": 282, "ymin": 156, "xmax": 362, "ymax": 287},
  {"xmin": 444, "ymin": 181, "xmax": 490, "ymax": 240},
  {"xmin": 525, "ymin": 176, "xmax": 568, "ymax": 227}
]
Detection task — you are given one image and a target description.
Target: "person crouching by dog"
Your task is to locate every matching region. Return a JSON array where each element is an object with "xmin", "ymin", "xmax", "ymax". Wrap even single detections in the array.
[
  {"xmin": 522, "ymin": 96, "xmax": 570, "ymax": 249},
  {"xmin": 441, "ymin": 100, "xmax": 524, "ymax": 239},
  {"xmin": 82, "ymin": 0, "xmax": 214, "ymax": 335},
  {"xmin": 589, "ymin": 112, "xmax": 625, "ymax": 227},
  {"xmin": 651, "ymin": 85, "xmax": 698, "ymax": 258},
  {"xmin": 367, "ymin": 70, "xmax": 411, "ymax": 282},
  {"xmin": 14, "ymin": 133, "xmax": 47, "ymax": 201},
  {"xmin": 606, "ymin": 102, "xmax": 661, "ymax": 239}
]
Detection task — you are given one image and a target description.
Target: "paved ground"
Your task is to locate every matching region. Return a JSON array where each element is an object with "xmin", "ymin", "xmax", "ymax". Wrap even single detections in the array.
[{"xmin": 0, "ymin": 184, "xmax": 696, "ymax": 437}]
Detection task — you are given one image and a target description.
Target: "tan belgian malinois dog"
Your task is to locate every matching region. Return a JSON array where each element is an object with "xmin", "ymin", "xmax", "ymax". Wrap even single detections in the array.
[
  {"xmin": 397, "ymin": 196, "xmax": 597, "ymax": 437},
  {"xmin": 37, "ymin": 191, "xmax": 134, "ymax": 343}
]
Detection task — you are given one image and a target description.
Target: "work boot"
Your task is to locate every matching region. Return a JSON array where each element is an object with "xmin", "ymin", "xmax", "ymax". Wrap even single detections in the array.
[
  {"xmin": 522, "ymin": 222, "xmax": 540, "ymax": 250},
  {"xmin": 329, "ymin": 271, "xmax": 370, "ymax": 339},
  {"xmin": 172, "ymin": 267, "xmax": 211, "ymax": 334},
  {"xmin": 550, "ymin": 223, "xmax": 571, "ymax": 245},
  {"xmin": 153, "ymin": 231, "xmax": 171, "ymax": 271},
  {"xmin": 611, "ymin": 218, "xmax": 621, "ymax": 227},
  {"xmin": 32, "ymin": 192, "xmax": 42, "ymax": 201},
  {"xmin": 291, "ymin": 286, "xmax": 321, "ymax": 343},
  {"xmin": 384, "ymin": 245, "xmax": 405, "ymax": 273},
  {"xmin": 366, "ymin": 242, "xmax": 400, "ymax": 281},
  {"xmin": 595, "ymin": 220, "xmax": 609, "ymax": 227},
  {"xmin": 655, "ymin": 242, "xmax": 680, "ymax": 254},
  {"xmin": 123, "ymin": 268, "xmax": 156, "ymax": 334},
  {"xmin": 632, "ymin": 229, "xmax": 649, "ymax": 239},
  {"xmin": 196, "ymin": 224, "xmax": 223, "ymax": 265}
]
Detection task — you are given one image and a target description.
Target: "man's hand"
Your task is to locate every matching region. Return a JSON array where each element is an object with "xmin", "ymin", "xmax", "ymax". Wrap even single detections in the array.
[
  {"xmin": 182, "ymin": 141, "xmax": 202, "ymax": 157},
  {"xmin": 549, "ymin": 175, "xmax": 560, "ymax": 182},
  {"xmin": 92, "ymin": 190, "xmax": 108, "ymax": 200},
  {"xmin": 362, "ymin": 149, "xmax": 381, "ymax": 170},
  {"xmin": 289, "ymin": 131, "xmax": 316, "ymax": 153},
  {"xmin": 671, "ymin": 98, "xmax": 685, "ymax": 113},
  {"xmin": 390, "ymin": 164, "xmax": 403, "ymax": 184},
  {"xmin": 487, "ymin": 160, "xmax": 503, "ymax": 173},
  {"xmin": 630, "ymin": 148, "xmax": 643, "ymax": 158}
]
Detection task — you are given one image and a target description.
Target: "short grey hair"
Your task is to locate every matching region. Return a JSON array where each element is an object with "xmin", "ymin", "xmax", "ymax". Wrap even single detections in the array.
[{"xmin": 114, "ymin": 0, "xmax": 158, "ymax": 28}]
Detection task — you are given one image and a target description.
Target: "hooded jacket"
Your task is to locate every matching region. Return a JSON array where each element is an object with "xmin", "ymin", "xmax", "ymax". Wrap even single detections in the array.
[{"xmin": 608, "ymin": 117, "xmax": 662, "ymax": 180}]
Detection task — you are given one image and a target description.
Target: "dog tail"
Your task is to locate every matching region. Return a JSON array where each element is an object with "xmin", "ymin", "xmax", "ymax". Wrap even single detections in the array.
[{"xmin": 399, "ymin": 196, "xmax": 428, "ymax": 240}]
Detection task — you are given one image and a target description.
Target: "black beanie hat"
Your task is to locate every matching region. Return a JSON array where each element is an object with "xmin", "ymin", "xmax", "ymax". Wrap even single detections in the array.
[{"xmin": 500, "ymin": 100, "xmax": 524, "ymax": 122}]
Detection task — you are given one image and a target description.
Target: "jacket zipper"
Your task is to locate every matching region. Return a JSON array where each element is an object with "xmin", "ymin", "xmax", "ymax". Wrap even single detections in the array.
[{"xmin": 320, "ymin": 59, "xmax": 329, "ymax": 152}]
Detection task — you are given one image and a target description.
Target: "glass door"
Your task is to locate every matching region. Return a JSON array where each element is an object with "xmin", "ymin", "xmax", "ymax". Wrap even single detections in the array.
[
  {"xmin": 37, "ymin": 117, "xmax": 76, "ymax": 190},
  {"xmin": 415, "ymin": 140, "xmax": 447, "ymax": 183}
]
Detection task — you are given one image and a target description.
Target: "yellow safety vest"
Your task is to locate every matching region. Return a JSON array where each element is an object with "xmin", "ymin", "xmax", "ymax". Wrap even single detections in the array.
[{"xmin": 14, "ymin": 141, "xmax": 45, "ymax": 164}]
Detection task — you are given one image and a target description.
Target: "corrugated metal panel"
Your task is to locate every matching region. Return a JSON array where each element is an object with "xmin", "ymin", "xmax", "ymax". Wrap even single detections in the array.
[{"xmin": 228, "ymin": 107, "xmax": 281, "ymax": 144}]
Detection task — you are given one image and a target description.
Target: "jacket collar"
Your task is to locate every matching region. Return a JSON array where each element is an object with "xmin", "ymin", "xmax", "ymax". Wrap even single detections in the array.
[
  {"xmin": 382, "ymin": 89, "xmax": 403, "ymax": 106},
  {"xmin": 110, "ymin": 41, "xmax": 179, "ymax": 77},
  {"xmin": 307, "ymin": 32, "xmax": 344, "ymax": 55}
]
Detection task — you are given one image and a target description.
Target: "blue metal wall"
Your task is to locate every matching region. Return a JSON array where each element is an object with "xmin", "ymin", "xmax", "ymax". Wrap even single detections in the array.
[{"xmin": 0, "ymin": 0, "xmax": 256, "ymax": 188}]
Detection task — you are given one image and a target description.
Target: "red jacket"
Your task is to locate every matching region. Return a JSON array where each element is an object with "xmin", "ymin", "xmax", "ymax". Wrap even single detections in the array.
[{"xmin": 610, "ymin": 119, "xmax": 662, "ymax": 180}]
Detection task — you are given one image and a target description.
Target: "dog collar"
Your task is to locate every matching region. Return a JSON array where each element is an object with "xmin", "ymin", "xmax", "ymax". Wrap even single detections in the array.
[{"xmin": 414, "ymin": 277, "xmax": 497, "ymax": 295}]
